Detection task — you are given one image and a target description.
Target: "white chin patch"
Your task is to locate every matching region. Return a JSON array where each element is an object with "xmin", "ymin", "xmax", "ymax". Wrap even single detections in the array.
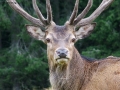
[{"xmin": 57, "ymin": 59, "xmax": 69, "ymax": 65}]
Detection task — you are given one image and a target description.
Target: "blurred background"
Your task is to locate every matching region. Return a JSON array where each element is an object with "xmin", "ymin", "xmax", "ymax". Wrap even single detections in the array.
[{"xmin": 0, "ymin": 0, "xmax": 120, "ymax": 89}]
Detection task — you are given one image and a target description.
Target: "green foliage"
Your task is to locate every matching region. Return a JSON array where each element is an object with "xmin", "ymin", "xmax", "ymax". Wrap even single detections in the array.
[
  {"xmin": 76, "ymin": 0, "xmax": 120, "ymax": 59},
  {"xmin": 0, "ymin": 6, "xmax": 11, "ymax": 30},
  {"xmin": 0, "ymin": 0, "xmax": 120, "ymax": 89},
  {"xmin": 0, "ymin": 48, "xmax": 49, "ymax": 90},
  {"xmin": 0, "ymin": 1, "xmax": 49, "ymax": 89}
]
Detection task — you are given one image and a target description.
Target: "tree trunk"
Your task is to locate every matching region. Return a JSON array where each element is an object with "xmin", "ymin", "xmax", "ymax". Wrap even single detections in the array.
[
  {"xmin": 0, "ymin": 30, "xmax": 2, "ymax": 49},
  {"xmin": 13, "ymin": 82, "xmax": 21, "ymax": 90},
  {"xmin": 52, "ymin": 0, "xmax": 60, "ymax": 24}
]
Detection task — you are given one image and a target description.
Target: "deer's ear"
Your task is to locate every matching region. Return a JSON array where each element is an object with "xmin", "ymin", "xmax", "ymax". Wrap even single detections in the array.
[
  {"xmin": 75, "ymin": 23, "xmax": 96, "ymax": 40},
  {"xmin": 26, "ymin": 25, "xmax": 45, "ymax": 42}
]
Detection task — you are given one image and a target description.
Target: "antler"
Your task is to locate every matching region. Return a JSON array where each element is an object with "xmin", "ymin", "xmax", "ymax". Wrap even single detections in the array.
[
  {"xmin": 7, "ymin": 0, "xmax": 114, "ymax": 28},
  {"xmin": 68, "ymin": 0, "xmax": 114, "ymax": 28},
  {"xmin": 32, "ymin": 0, "xmax": 52, "ymax": 25},
  {"xmin": 74, "ymin": 0, "xmax": 93, "ymax": 25},
  {"xmin": 76, "ymin": 0, "xmax": 114, "ymax": 28},
  {"xmin": 32, "ymin": 0, "xmax": 46, "ymax": 25},
  {"xmin": 6, "ymin": 0, "xmax": 53, "ymax": 27},
  {"xmin": 46, "ymin": 0, "xmax": 53, "ymax": 24},
  {"xmin": 69, "ymin": 0, "xmax": 79, "ymax": 25}
]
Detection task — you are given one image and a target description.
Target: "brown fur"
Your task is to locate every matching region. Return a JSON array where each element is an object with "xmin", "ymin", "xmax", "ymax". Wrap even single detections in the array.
[
  {"xmin": 49, "ymin": 47, "xmax": 120, "ymax": 90},
  {"xmin": 7, "ymin": 0, "xmax": 116, "ymax": 89},
  {"xmin": 44, "ymin": 24, "xmax": 120, "ymax": 90},
  {"xmin": 26, "ymin": 23, "xmax": 120, "ymax": 90}
]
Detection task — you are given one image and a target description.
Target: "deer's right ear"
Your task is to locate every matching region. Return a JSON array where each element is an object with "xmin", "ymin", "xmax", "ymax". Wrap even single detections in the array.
[
  {"xmin": 26, "ymin": 25, "xmax": 45, "ymax": 42},
  {"xmin": 75, "ymin": 23, "xmax": 96, "ymax": 40}
]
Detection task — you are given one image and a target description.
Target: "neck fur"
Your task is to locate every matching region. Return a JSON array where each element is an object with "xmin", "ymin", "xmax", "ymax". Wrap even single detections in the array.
[{"xmin": 49, "ymin": 47, "xmax": 87, "ymax": 90}]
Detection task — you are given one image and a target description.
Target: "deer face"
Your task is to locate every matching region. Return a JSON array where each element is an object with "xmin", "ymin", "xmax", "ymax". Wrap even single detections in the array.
[
  {"xmin": 7, "ymin": 0, "xmax": 112, "ymax": 65},
  {"xmin": 45, "ymin": 23, "xmax": 76, "ymax": 65},
  {"xmin": 26, "ymin": 22, "xmax": 96, "ymax": 65}
]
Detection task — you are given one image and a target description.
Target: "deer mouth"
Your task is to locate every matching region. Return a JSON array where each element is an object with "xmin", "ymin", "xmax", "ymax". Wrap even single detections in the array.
[{"xmin": 56, "ymin": 58, "xmax": 69, "ymax": 65}]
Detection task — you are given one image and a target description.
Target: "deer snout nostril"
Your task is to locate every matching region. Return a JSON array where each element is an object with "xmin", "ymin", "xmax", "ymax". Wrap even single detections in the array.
[
  {"xmin": 56, "ymin": 49, "xmax": 68, "ymax": 58},
  {"xmin": 65, "ymin": 50, "xmax": 68, "ymax": 54},
  {"xmin": 56, "ymin": 50, "xmax": 61, "ymax": 55}
]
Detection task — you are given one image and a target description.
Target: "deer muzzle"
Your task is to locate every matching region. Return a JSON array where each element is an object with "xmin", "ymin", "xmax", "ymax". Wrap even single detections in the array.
[{"xmin": 54, "ymin": 48, "xmax": 70, "ymax": 65}]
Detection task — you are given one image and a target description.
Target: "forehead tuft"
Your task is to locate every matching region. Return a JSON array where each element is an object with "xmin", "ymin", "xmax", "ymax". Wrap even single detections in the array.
[
  {"xmin": 52, "ymin": 25, "xmax": 70, "ymax": 39},
  {"xmin": 54, "ymin": 25, "xmax": 67, "ymax": 32}
]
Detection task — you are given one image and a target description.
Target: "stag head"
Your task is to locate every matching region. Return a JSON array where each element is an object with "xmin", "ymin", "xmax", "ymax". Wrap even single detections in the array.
[
  {"xmin": 7, "ymin": 0, "xmax": 114, "ymax": 66},
  {"xmin": 26, "ymin": 21, "xmax": 96, "ymax": 66}
]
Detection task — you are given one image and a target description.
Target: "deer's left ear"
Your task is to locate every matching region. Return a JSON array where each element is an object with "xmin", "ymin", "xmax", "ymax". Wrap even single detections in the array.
[
  {"xmin": 26, "ymin": 25, "xmax": 45, "ymax": 42},
  {"xmin": 75, "ymin": 23, "xmax": 96, "ymax": 40}
]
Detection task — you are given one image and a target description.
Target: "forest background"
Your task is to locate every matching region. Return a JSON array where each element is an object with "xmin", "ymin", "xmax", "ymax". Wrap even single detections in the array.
[{"xmin": 0, "ymin": 0, "xmax": 120, "ymax": 89}]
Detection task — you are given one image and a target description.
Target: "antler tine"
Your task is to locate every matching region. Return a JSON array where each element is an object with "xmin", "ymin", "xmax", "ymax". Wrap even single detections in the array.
[
  {"xmin": 69, "ymin": 0, "xmax": 79, "ymax": 25},
  {"xmin": 76, "ymin": 0, "xmax": 114, "ymax": 28},
  {"xmin": 6, "ymin": 0, "xmax": 43, "ymax": 26},
  {"xmin": 74, "ymin": 0, "xmax": 93, "ymax": 25},
  {"xmin": 32, "ymin": 0, "xmax": 47, "ymax": 25},
  {"xmin": 46, "ymin": 0, "xmax": 53, "ymax": 24}
]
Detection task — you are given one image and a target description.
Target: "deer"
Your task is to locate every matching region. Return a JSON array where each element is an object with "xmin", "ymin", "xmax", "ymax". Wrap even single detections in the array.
[{"xmin": 7, "ymin": 0, "xmax": 120, "ymax": 90}]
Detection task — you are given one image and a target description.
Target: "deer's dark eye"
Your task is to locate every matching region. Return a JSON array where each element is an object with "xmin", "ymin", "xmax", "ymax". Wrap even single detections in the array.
[
  {"xmin": 71, "ymin": 38, "xmax": 76, "ymax": 43},
  {"xmin": 46, "ymin": 38, "xmax": 51, "ymax": 43}
]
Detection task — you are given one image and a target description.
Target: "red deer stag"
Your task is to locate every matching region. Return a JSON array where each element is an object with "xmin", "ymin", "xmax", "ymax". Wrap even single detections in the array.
[{"xmin": 7, "ymin": 0, "xmax": 120, "ymax": 90}]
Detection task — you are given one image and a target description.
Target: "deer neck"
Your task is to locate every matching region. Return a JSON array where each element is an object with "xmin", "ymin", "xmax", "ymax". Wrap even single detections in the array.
[
  {"xmin": 49, "ymin": 46, "xmax": 85, "ymax": 73},
  {"xmin": 49, "ymin": 47, "xmax": 87, "ymax": 90}
]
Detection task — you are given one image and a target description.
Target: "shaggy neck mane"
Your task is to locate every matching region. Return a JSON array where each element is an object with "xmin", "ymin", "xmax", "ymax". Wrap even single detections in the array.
[{"xmin": 49, "ymin": 47, "xmax": 98, "ymax": 90}]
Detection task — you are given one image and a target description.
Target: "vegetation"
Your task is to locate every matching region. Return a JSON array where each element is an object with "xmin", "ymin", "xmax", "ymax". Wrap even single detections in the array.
[{"xmin": 0, "ymin": 0, "xmax": 120, "ymax": 89}]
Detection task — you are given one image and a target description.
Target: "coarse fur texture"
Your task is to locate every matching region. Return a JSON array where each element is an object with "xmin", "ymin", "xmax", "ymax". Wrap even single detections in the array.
[
  {"xmin": 49, "ymin": 47, "xmax": 120, "ymax": 90},
  {"xmin": 26, "ymin": 23, "xmax": 120, "ymax": 90},
  {"xmin": 7, "ymin": 0, "xmax": 117, "ymax": 90}
]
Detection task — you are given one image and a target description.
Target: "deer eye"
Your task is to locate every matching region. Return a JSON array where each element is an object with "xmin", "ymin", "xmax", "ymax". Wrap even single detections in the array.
[
  {"xmin": 71, "ymin": 38, "xmax": 76, "ymax": 43},
  {"xmin": 46, "ymin": 38, "xmax": 51, "ymax": 43}
]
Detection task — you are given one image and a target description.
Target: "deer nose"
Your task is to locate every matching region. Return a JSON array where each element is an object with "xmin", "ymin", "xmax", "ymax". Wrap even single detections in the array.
[{"xmin": 56, "ymin": 48, "xmax": 68, "ymax": 58}]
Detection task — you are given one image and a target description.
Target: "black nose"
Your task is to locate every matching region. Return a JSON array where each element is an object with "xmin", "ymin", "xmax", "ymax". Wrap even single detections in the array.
[{"xmin": 56, "ymin": 48, "xmax": 68, "ymax": 58}]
